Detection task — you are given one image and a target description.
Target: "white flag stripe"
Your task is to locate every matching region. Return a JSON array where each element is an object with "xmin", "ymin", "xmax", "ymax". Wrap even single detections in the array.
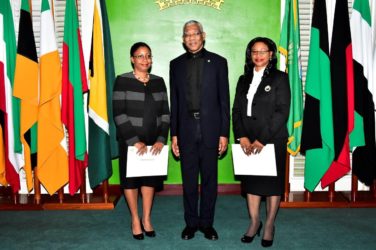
[
  {"xmin": 0, "ymin": 14, "xmax": 24, "ymax": 172},
  {"xmin": 40, "ymin": 10, "xmax": 57, "ymax": 56}
]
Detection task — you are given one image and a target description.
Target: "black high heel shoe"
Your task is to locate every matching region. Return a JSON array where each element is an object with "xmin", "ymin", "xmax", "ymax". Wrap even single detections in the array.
[
  {"xmin": 241, "ymin": 221, "xmax": 263, "ymax": 243},
  {"xmin": 131, "ymin": 223, "xmax": 144, "ymax": 240},
  {"xmin": 261, "ymin": 226, "xmax": 275, "ymax": 247},
  {"xmin": 140, "ymin": 219, "xmax": 156, "ymax": 237}
]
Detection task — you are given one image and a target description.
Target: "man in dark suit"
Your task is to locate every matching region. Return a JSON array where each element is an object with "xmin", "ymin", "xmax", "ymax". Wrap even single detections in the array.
[{"xmin": 170, "ymin": 20, "xmax": 230, "ymax": 241}]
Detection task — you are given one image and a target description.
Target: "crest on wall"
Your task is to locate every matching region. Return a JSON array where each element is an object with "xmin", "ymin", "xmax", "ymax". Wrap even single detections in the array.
[{"xmin": 155, "ymin": 0, "xmax": 224, "ymax": 11}]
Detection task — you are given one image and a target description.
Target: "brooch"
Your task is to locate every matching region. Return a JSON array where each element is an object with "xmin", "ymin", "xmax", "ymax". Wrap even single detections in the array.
[{"xmin": 264, "ymin": 85, "xmax": 271, "ymax": 92}]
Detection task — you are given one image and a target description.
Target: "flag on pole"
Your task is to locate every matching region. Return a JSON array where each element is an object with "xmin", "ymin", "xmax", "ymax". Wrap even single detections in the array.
[
  {"xmin": 99, "ymin": 0, "xmax": 118, "ymax": 161},
  {"xmin": 13, "ymin": 0, "xmax": 38, "ymax": 192},
  {"xmin": 38, "ymin": 0, "xmax": 68, "ymax": 195},
  {"xmin": 62, "ymin": 0, "xmax": 89, "ymax": 195},
  {"xmin": 0, "ymin": 1, "xmax": 24, "ymax": 190},
  {"xmin": 351, "ymin": 0, "xmax": 376, "ymax": 185},
  {"xmin": 279, "ymin": 0, "xmax": 303, "ymax": 156},
  {"xmin": 320, "ymin": 0, "xmax": 361, "ymax": 187},
  {"xmin": 87, "ymin": 0, "xmax": 118, "ymax": 188},
  {"xmin": 300, "ymin": 0, "xmax": 334, "ymax": 192}
]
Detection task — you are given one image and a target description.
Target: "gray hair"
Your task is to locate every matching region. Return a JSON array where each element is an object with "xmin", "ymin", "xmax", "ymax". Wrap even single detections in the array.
[{"xmin": 182, "ymin": 20, "xmax": 204, "ymax": 36}]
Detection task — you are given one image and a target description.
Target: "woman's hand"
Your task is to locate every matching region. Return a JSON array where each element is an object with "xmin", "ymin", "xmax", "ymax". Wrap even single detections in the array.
[
  {"xmin": 151, "ymin": 142, "xmax": 164, "ymax": 155},
  {"xmin": 239, "ymin": 137, "xmax": 252, "ymax": 156},
  {"xmin": 134, "ymin": 142, "xmax": 147, "ymax": 156},
  {"xmin": 250, "ymin": 140, "xmax": 264, "ymax": 154}
]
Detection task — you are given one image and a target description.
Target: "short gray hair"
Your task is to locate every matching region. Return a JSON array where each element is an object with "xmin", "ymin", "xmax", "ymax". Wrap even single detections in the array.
[{"xmin": 183, "ymin": 20, "xmax": 204, "ymax": 36}]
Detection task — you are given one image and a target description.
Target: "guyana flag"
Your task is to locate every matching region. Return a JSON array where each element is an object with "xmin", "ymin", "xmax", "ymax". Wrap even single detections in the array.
[
  {"xmin": 13, "ymin": 0, "xmax": 38, "ymax": 192},
  {"xmin": 62, "ymin": 0, "xmax": 88, "ymax": 195},
  {"xmin": 38, "ymin": 0, "xmax": 68, "ymax": 195},
  {"xmin": 88, "ymin": 0, "xmax": 118, "ymax": 188},
  {"xmin": 351, "ymin": 0, "xmax": 376, "ymax": 185},
  {"xmin": 300, "ymin": 0, "xmax": 334, "ymax": 191},
  {"xmin": 279, "ymin": 0, "xmax": 303, "ymax": 156},
  {"xmin": 0, "ymin": 0, "xmax": 23, "ymax": 191}
]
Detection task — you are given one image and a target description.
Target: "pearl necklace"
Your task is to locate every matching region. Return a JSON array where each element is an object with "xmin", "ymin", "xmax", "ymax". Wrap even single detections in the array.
[{"xmin": 133, "ymin": 71, "xmax": 149, "ymax": 85}]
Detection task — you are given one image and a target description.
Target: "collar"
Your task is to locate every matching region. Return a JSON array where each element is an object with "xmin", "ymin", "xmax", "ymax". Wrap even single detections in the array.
[{"xmin": 187, "ymin": 48, "xmax": 206, "ymax": 59}]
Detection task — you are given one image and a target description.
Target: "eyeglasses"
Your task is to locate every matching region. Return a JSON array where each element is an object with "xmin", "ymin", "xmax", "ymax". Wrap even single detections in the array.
[
  {"xmin": 183, "ymin": 32, "xmax": 202, "ymax": 38},
  {"xmin": 133, "ymin": 54, "xmax": 153, "ymax": 60},
  {"xmin": 251, "ymin": 50, "xmax": 270, "ymax": 56}
]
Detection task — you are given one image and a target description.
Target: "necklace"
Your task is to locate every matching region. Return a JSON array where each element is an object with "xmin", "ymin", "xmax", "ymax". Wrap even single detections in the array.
[{"xmin": 133, "ymin": 71, "xmax": 149, "ymax": 85}]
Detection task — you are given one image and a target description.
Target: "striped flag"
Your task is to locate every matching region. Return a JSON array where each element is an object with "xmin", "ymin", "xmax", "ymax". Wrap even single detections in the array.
[
  {"xmin": 300, "ymin": 0, "xmax": 334, "ymax": 191},
  {"xmin": 87, "ymin": 0, "xmax": 118, "ymax": 188},
  {"xmin": 351, "ymin": 0, "xmax": 376, "ymax": 185},
  {"xmin": 62, "ymin": 0, "xmax": 88, "ymax": 195},
  {"xmin": 0, "ymin": 1, "xmax": 24, "ymax": 190},
  {"xmin": 320, "ymin": 0, "xmax": 361, "ymax": 187},
  {"xmin": 38, "ymin": 0, "xmax": 68, "ymax": 195},
  {"xmin": 279, "ymin": 0, "xmax": 303, "ymax": 156},
  {"xmin": 13, "ymin": 0, "xmax": 38, "ymax": 192}
]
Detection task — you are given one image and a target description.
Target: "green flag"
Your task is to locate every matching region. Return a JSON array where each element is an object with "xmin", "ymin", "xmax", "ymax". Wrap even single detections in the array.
[
  {"xmin": 300, "ymin": 0, "xmax": 335, "ymax": 192},
  {"xmin": 279, "ymin": 0, "xmax": 303, "ymax": 156},
  {"xmin": 62, "ymin": 0, "xmax": 88, "ymax": 195},
  {"xmin": 88, "ymin": 0, "xmax": 118, "ymax": 188}
]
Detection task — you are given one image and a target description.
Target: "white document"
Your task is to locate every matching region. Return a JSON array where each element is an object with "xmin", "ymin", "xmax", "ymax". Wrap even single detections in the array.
[
  {"xmin": 126, "ymin": 146, "xmax": 169, "ymax": 177},
  {"xmin": 231, "ymin": 144, "xmax": 277, "ymax": 176}
]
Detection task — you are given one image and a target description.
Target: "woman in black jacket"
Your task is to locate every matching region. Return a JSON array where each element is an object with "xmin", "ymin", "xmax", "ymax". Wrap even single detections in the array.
[{"xmin": 232, "ymin": 37, "xmax": 291, "ymax": 247}]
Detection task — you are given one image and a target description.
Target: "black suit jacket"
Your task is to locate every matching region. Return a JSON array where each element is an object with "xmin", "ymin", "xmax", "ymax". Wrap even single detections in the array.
[
  {"xmin": 232, "ymin": 68, "xmax": 291, "ymax": 145},
  {"xmin": 170, "ymin": 49, "xmax": 230, "ymax": 148}
]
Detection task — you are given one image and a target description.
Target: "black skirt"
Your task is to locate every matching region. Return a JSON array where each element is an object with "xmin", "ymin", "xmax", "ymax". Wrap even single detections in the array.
[
  {"xmin": 240, "ymin": 139, "xmax": 287, "ymax": 196},
  {"xmin": 119, "ymin": 142, "xmax": 165, "ymax": 191}
]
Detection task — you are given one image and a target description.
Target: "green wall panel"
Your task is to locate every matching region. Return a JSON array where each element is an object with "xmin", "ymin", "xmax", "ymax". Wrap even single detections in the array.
[{"xmin": 107, "ymin": 0, "xmax": 280, "ymax": 184}]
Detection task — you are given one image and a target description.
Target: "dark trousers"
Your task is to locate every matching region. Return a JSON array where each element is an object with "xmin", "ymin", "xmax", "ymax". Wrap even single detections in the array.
[{"xmin": 180, "ymin": 120, "xmax": 218, "ymax": 228}]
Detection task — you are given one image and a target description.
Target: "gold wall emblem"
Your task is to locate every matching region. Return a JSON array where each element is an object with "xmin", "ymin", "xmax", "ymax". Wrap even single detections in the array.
[{"xmin": 155, "ymin": 0, "xmax": 224, "ymax": 11}]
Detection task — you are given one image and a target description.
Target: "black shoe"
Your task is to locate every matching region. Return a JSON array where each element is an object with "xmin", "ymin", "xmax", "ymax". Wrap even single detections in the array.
[
  {"xmin": 131, "ymin": 223, "xmax": 144, "ymax": 240},
  {"xmin": 199, "ymin": 226, "xmax": 219, "ymax": 240},
  {"xmin": 241, "ymin": 221, "xmax": 263, "ymax": 243},
  {"xmin": 261, "ymin": 226, "xmax": 275, "ymax": 247},
  {"xmin": 140, "ymin": 219, "xmax": 156, "ymax": 237},
  {"xmin": 181, "ymin": 226, "xmax": 198, "ymax": 240}
]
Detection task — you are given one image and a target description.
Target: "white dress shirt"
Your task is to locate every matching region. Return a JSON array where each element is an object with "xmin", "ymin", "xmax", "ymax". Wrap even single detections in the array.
[{"xmin": 246, "ymin": 67, "xmax": 265, "ymax": 117}]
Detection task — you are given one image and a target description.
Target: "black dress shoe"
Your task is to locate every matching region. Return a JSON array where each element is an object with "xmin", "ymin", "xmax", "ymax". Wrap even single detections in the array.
[
  {"xmin": 181, "ymin": 226, "xmax": 198, "ymax": 240},
  {"xmin": 131, "ymin": 223, "xmax": 144, "ymax": 240},
  {"xmin": 241, "ymin": 221, "xmax": 263, "ymax": 243},
  {"xmin": 261, "ymin": 226, "xmax": 275, "ymax": 247},
  {"xmin": 140, "ymin": 219, "xmax": 156, "ymax": 237},
  {"xmin": 199, "ymin": 226, "xmax": 218, "ymax": 240}
]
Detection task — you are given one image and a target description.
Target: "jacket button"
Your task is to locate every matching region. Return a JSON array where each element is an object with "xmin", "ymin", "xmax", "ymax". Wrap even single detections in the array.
[
  {"xmin": 252, "ymin": 117, "xmax": 257, "ymax": 120},
  {"xmin": 252, "ymin": 103, "xmax": 256, "ymax": 106}
]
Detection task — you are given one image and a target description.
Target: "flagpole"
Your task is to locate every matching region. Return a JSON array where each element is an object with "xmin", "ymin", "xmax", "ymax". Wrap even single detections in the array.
[
  {"xmin": 284, "ymin": 153, "xmax": 290, "ymax": 202},
  {"xmin": 34, "ymin": 167, "xmax": 41, "ymax": 204},
  {"xmin": 351, "ymin": 175, "xmax": 358, "ymax": 202}
]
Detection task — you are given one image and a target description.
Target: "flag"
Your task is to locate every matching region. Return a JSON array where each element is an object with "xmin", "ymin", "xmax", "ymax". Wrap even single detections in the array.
[
  {"xmin": 38, "ymin": 0, "xmax": 68, "ymax": 195},
  {"xmin": 300, "ymin": 0, "xmax": 334, "ymax": 192},
  {"xmin": 319, "ymin": 0, "xmax": 362, "ymax": 187},
  {"xmin": 99, "ymin": 0, "xmax": 118, "ymax": 161},
  {"xmin": 13, "ymin": 0, "xmax": 38, "ymax": 192},
  {"xmin": 62, "ymin": 0, "xmax": 89, "ymax": 195},
  {"xmin": 87, "ymin": 0, "xmax": 118, "ymax": 188},
  {"xmin": 351, "ymin": 0, "xmax": 376, "ymax": 185},
  {"xmin": 0, "ymin": 27, "xmax": 6, "ymax": 185},
  {"xmin": 279, "ymin": 0, "xmax": 303, "ymax": 156}
]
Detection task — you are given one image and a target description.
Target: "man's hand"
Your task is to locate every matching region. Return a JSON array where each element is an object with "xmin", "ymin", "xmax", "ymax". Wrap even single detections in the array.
[
  {"xmin": 150, "ymin": 142, "xmax": 164, "ymax": 155},
  {"xmin": 171, "ymin": 136, "xmax": 180, "ymax": 157},
  {"xmin": 134, "ymin": 142, "xmax": 147, "ymax": 156},
  {"xmin": 218, "ymin": 136, "xmax": 228, "ymax": 156}
]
